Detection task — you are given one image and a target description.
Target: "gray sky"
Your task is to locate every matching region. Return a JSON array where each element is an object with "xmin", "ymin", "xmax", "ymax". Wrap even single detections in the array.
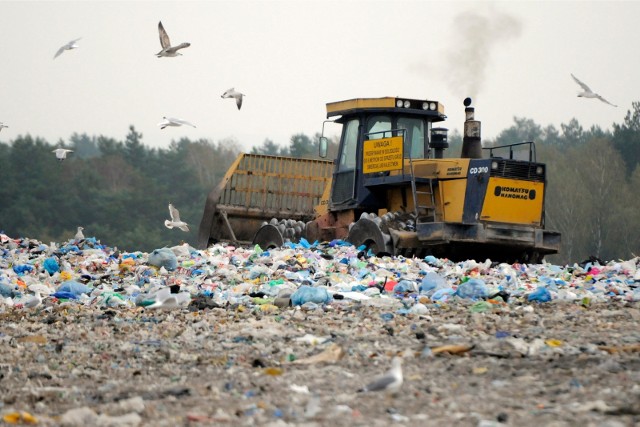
[{"xmin": 1, "ymin": 0, "xmax": 638, "ymax": 151}]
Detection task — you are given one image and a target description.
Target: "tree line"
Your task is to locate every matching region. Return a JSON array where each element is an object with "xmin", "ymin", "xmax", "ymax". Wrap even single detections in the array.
[{"xmin": 0, "ymin": 103, "xmax": 638, "ymax": 264}]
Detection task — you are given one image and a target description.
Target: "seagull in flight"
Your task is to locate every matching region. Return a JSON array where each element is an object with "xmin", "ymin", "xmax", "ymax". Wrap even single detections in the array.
[
  {"xmin": 0, "ymin": 123, "xmax": 7, "ymax": 132},
  {"xmin": 54, "ymin": 38, "xmax": 81, "ymax": 59},
  {"xmin": 156, "ymin": 21, "xmax": 190, "ymax": 57},
  {"xmin": 357, "ymin": 357, "xmax": 403, "ymax": 396},
  {"xmin": 158, "ymin": 117, "xmax": 196, "ymax": 130},
  {"xmin": 52, "ymin": 148, "xmax": 73, "ymax": 161},
  {"xmin": 165, "ymin": 203, "xmax": 189, "ymax": 232},
  {"xmin": 571, "ymin": 74, "xmax": 617, "ymax": 107},
  {"xmin": 221, "ymin": 88, "xmax": 245, "ymax": 110}
]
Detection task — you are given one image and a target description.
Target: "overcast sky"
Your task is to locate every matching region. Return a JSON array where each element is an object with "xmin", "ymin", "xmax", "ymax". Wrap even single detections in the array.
[{"xmin": 0, "ymin": 1, "xmax": 638, "ymax": 151}]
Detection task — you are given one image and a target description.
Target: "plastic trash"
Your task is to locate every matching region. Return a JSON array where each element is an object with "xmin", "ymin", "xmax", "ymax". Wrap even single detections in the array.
[
  {"xmin": 290, "ymin": 285, "xmax": 331, "ymax": 306},
  {"xmin": 58, "ymin": 280, "xmax": 91, "ymax": 296},
  {"xmin": 393, "ymin": 279, "xmax": 416, "ymax": 293},
  {"xmin": 527, "ymin": 286, "xmax": 552, "ymax": 302},
  {"xmin": 43, "ymin": 257, "xmax": 60, "ymax": 275},
  {"xmin": 12, "ymin": 264, "xmax": 33, "ymax": 275},
  {"xmin": 148, "ymin": 248, "xmax": 178, "ymax": 271},
  {"xmin": 51, "ymin": 291, "xmax": 78, "ymax": 300},
  {"xmin": 431, "ymin": 287, "xmax": 456, "ymax": 301},
  {"xmin": 0, "ymin": 283, "xmax": 15, "ymax": 298},
  {"xmin": 424, "ymin": 255, "xmax": 439, "ymax": 266},
  {"xmin": 456, "ymin": 278, "xmax": 488, "ymax": 299},
  {"xmin": 419, "ymin": 272, "xmax": 448, "ymax": 295}
]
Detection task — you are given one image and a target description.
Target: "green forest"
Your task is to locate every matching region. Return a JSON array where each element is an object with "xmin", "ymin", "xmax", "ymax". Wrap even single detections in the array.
[{"xmin": 1, "ymin": 103, "xmax": 639, "ymax": 265}]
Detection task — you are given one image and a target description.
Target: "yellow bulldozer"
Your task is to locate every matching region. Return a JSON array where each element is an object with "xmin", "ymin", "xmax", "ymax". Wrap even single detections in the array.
[{"xmin": 197, "ymin": 96, "xmax": 560, "ymax": 263}]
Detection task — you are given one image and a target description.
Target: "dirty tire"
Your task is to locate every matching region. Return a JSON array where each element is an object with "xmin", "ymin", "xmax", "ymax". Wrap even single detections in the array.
[{"xmin": 347, "ymin": 218, "xmax": 393, "ymax": 256}]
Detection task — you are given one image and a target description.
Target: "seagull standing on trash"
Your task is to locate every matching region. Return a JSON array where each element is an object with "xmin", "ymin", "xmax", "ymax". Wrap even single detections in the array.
[
  {"xmin": 146, "ymin": 286, "xmax": 191, "ymax": 310},
  {"xmin": 357, "ymin": 357, "xmax": 403, "ymax": 396},
  {"xmin": 158, "ymin": 117, "xmax": 196, "ymax": 130},
  {"xmin": 74, "ymin": 227, "xmax": 85, "ymax": 240},
  {"xmin": 53, "ymin": 148, "xmax": 73, "ymax": 161},
  {"xmin": 21, "ymin": 291, "xmax": 43, "ymax": 309},
  {"xmin": 165, "ymin": 203, "xmax": 189, "ymax": 232},
  {"xmin": 221, "ymin": 88, "xmax": 245, "ymax": 110},
  {"xmin": 571, "ymin": 73, "xmax": 618, "ymax": 107},
  {"xmin": 156, "ymin": 21, "xmax": 190, "ymax": 57},
  {"xmin": 54, "ymin": 38, "xmax": 81, "ymax": 59}
]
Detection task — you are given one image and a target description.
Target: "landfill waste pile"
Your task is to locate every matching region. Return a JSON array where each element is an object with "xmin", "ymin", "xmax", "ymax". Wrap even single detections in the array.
[{"xmin": 0, "ymin": 232, "xmax": 639, "ymax": 426}]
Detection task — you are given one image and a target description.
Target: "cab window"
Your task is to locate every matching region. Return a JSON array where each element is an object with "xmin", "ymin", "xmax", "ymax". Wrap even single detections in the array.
[
  {"xmin": 397, "ymin": 117, "xmax": 426, "ymax": 158},
  {"xmin": 338, "ymin": 118, "xmax": 359, "ymax": 171},
  {"xmin": 366, "ymin": 115, "xmax": 392, "ymax": 139}
]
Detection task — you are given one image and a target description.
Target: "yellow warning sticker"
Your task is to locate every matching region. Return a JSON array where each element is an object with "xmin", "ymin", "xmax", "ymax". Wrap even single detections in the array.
[{"xmin": 362, "ymin": 136, "xmax": 404, "ymax": 173}]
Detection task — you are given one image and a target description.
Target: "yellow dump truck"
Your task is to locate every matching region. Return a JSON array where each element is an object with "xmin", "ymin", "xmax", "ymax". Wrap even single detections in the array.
[{"xmin": 198, "ymin": 97, "xmax": 560, "ymax": 263}]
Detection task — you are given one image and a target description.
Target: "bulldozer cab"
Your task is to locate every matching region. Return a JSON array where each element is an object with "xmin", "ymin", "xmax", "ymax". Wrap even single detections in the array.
[{"xmin": 323, "ymin": 97, "xmax": 446, "ymax": 212}]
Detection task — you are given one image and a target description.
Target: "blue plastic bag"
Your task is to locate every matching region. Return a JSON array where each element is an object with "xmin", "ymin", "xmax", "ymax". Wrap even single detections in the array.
[
  {"xmin": 43, "ymin": 257, "xmax": 60, "ymax": 275},
  {"xmin": 528, "ymin": 287, "xmax": 552, "ymax": 302},
  {"xmin": 456, "ymin": 278, "xmax": 489, "ymax": 300},
  {"xmin": 290, "ymin": 285, "xmax": 331, "ymax": 306},
  {"xmin": 420, "ymin": 272, "xmax": 448, "ymax": 295},
  {"xmin": 58, "ymin": 280, "xmax": 91, "ymax": 296},
  {"xmin": 148, "ymin": 248, "xmax": 178, "ymax": 271}
]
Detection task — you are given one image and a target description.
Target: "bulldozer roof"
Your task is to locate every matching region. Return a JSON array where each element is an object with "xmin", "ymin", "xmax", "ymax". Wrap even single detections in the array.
[{"xmin": 326, "ymin": 97, "xmax": 446, "ymax": 120}]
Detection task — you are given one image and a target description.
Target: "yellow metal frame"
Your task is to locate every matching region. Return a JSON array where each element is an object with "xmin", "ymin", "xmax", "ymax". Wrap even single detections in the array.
[{"xmin": 326, "ymin": 97, "xmax": 445, "ymax": 116}]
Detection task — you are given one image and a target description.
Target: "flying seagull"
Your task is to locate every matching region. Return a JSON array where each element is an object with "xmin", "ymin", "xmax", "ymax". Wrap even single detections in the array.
[
  {"xmin": 158, "ymin": 117, "xmax": 196, "ymax": 129},
  {"xmin": 156, "ymin": 21, "xmax": 190, "ymax": 57},
  {"xmin": 357, "ymin": 357, "xmax": 403, "ymax": 395},
  {"xmin": 54, "ymin": 38, "xmax": 81, "ymax": 59},
  {"xmin": 0, "ymin": 123, "xmax": 7, "ymax": 132},
  {"xmin": 165, "ymin": 203, "xmax": 189, "ymax": 231},
  {"xmin": 571, "ymin": 73, "xmax": 617, "ymax": 107},
  {"xmin": 52, "ymin": 148, "xmax": 73, "ymax": 161},
  {"xmin": 221, "ymin": 88, "xmax": 245, "ymax": 110}
]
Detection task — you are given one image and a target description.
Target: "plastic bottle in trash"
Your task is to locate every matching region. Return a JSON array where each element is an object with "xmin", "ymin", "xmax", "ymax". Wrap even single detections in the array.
[{"xmin": 290, "ymin": 285, "xmax": 331, "ymax": 306}]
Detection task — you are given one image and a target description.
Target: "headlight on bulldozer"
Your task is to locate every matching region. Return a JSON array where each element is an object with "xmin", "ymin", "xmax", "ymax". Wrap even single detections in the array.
[
  {"xmin": 403, "ymin": 100, "xmax": 411, "ymax": 108},
  {"xmin": 536, "ymin": 166, "xmax": 544, "ymax": 175},
  {"xmin": 396, "ymin": 99, "xmax": 403, "ymax": 108},
  {"xmin": 429, "ymin": 102, "xmax": 437, "ymax": 110},
  {"xmin": 491, "ymin": 161, "xmax": 499, "ymax": 170},
  {"xmin": 422, "ymin": 102, "xmax": 429, "ymax": 110}
]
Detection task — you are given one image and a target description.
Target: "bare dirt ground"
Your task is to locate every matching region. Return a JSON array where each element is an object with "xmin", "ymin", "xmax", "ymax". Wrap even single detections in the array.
[{"xmin": 1, "ymin": 299, "xmax": 639, "ymax": 426}]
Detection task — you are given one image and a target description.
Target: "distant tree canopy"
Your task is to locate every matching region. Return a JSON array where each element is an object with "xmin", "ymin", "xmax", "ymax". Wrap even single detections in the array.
[{"xmin": 0, "ymin": 103, "xmax": 639, "ymax": 263}]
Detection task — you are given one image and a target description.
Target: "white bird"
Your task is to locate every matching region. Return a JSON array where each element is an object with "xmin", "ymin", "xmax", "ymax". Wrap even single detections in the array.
[
  {"xmin": 21, "ymin": 292, "xmax": 43, "ymax": 309},
  {"xmin": 0, "ymin": 122, "xmax": 8, "ymax": 132},
  {"xmin": 146, "ymin": 286, "xmax": 191, "ymax": 310},
  {"xmin": 571, "ymin": 73, "xmax": 617, "ymax": 107},
  {"xmin": 54, "ymin": 38, "xmax": 81, "ymax": 59},
  {"xmin": 221, "ymin": 88, "xmax": 245, "ymax": 110},
  {"xmin": 75, "ymin": 226, "xmax": 85, "ymax": 240},
  {"xmin": 165, "ymin": 203, "xmax": 189, "ymax": 231},
  {"xmin": 158, "ymin": 117, "xmax": 196, "ymax": 130},
  {"xmin": 52, "ymin": 148, "xmax": 73, "ymax": 161},
  {"xmin": 156, "ymin": 21, "xmax": 190, "ymax": 57},
  {"xmin": 357, "ymin": 357, "xmax": 403, "ymax": 395}
]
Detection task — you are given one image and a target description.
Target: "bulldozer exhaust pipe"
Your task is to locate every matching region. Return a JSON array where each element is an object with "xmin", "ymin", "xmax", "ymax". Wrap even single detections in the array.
[{"xmin": 460, "ymin": 97, "xmax": 482, "ymax": 159}]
